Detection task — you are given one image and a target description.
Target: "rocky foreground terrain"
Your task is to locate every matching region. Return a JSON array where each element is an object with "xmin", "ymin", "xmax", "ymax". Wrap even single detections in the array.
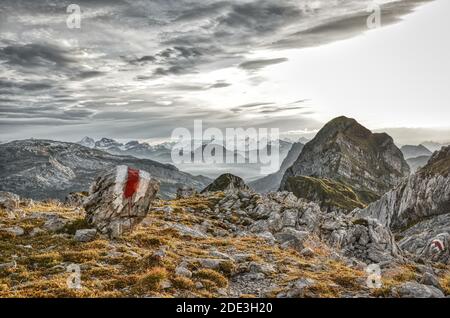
[
  {"xmin": 1, "ymin": 146, "xmax": 449, "ymax": 298},
  {"xmin": 0, "ymin": 190, "xmax": 447, "ymax": 298},
  {"xmin": 0, "ymin": 117, "xmax": 449, "ymax": 298}
]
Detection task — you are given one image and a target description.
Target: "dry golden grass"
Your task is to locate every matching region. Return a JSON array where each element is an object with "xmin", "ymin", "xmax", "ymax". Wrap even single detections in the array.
[
  {"xmin": 136, "ymin": 267, "xmax": 168, "ymax": 292},
  {"xmin": 440, "ymin": 272, "xmax": 450, "ymax": 295},
  {"xmin": 171, "ymin": 276, "xmax": 195, "ymax": 290},
  {"xmin": 194, "ymin": 269, "xmax": 228, "ymax": 288}
]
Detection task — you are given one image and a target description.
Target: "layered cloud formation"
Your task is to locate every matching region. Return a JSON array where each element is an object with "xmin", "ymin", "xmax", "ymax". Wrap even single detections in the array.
[{"xmin": 0, "ymin": 0, "xmax": 441, "ymax": 142}]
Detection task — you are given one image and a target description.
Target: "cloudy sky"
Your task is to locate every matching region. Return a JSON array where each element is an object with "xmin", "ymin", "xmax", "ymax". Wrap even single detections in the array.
[{"xmin": 0, "ymin": 0, "xmax": 449, "ymax": 145}]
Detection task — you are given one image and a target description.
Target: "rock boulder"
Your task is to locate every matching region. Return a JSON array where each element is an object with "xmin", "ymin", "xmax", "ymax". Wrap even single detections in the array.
[{"xmin": 84, "ymin": 165, "xmax": 159, "ymax": 238}]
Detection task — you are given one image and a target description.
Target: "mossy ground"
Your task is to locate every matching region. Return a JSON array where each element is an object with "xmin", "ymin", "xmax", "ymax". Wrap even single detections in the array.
[
  {"xmin": 285, "ymin": 176, "xmax": 379, "ymax": 212},
  {"xmin": 1, "ymin": 199, "xmax": 448, "ymax": 298}
]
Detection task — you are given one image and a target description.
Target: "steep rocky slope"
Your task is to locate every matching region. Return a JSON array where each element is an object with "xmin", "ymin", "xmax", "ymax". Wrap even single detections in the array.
[
  {"xmin": 280, "ymin": 116, "xmax": 410, "ymax": 197},
  {"xmin": 354, "ymin": 146, "xmax": 450, "ymax": 232},
  {"xmin": 250, "ymin": 142, "xmax": 304, "ymax": 193},
  {"xmin": 0, "ymin": 140, "xmax": 210, "ymax": 200}
]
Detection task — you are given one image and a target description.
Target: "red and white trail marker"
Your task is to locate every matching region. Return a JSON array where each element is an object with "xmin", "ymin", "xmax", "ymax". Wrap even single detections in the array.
[
  {"xmin": 113, "ymin": 166, "xmax": 152, "ymax": 210},
  {"xmin": 431, "ymin": 239, "xmax": 445, "ymax": 254}
]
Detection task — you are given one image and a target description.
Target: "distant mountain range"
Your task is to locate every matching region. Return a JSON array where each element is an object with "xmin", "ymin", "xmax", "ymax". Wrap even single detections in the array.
[
  {"xmin": 78, "ymin": 137, "xmax": 175, "ymax": 163},
  {"xmin": 400, "ymin": 144, "xmax": 432, "ymax": 160},
  {"xmin": 0, "ymin": 139, "xmax": 211, "ymax": 200},
  {"xmin": 249, "ymin": 142, "xmax": 304, "ymax": 193},
  {"xmin": 406, "ymin": 155, "xmax": 433, "ymax": 173},
  {"xmin": 1, "ymin": 121, "xmax": 447, "ymax": 203},
  {"xmin": 420, "ymin": 141, "xmax": 450, "ymax": 153},
  {"xmin": 77, "ymin": 137, "xmax": 294, "ymax": 180}
]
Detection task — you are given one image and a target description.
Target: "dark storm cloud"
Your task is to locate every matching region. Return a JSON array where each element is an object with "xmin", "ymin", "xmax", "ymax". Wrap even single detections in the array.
[
  {"xmin": 0, "ymin": 79, "xmax": 53, "ymax": 91},
  {"xmin": 173, "ymin": 1, "xmax": 230, "ymax": 22},
  {"xmin": 76, "ymin": 71, "xmax": 105, "ymax": 79},
  {"xmin": 0, "ymin": 43, "xmax": 77, "ymax": 68},
  {"xmin": 0, "ymin": 103, "xmax": 95, "ymax": 121},
  {"xmin": 215, "ymin": 1, "xmax": 302, "ymax": 34}
]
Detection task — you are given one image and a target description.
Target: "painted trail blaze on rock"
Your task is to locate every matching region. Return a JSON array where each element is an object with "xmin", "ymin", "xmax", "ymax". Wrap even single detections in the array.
[
  {"xmin": 431, "ymin": 239, "xmax": 444, "ymax": 253},
  {"xmin": 420, "ymin": 233, "xmax": 450, "ymax": 264},
  {"xmin": 124, "ymin": 167, "xmax": 140, "ymax": 199},
  {"xmin": 84, "ymin": 165, "xmax": 160, "ymax": 238}
]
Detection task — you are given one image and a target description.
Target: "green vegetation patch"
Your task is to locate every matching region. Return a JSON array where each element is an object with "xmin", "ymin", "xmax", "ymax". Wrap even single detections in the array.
[{"xmin": 285, "ymin": 176, "xmax": 379, "ymax": 212}]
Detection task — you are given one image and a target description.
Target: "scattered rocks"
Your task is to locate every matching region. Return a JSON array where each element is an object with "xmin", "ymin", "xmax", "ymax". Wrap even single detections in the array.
[
  {"xmin": 152, "ymin": 248, "xmax": 166, "ymax": 261},
  {"xmin": 275, "ymin": 228, "xmax": 308, "ymax": 251},
  {"xmin": 394, "ymin": 281, "xmax": 445, "ymax": 298},
  {"xmin": 65, "ymin": 191, "xmax": 89, "ymax": 207},
  {"xmin": 74, "ymin": 229, "xmax": 97, "ymax": 242},
  {"xmin": 277, "ymin": 278, "xmax": 316, "ymax": 298},
  {"xmin": 195, "ymin": 282, "xmax": 204, "ymax": 289},
  {"xmin": 0, "ymin": 260, "xmax": 17, "ymax": 270},
  {"xmin": 197, "ymin": 258, "xmax": 229, "ymax": 270},
  {"xmin": 321, "ymin": 217, "xmax": 403, "ymax": 264},
  {"xmin": 176, "ymin": 187, "xmax": 197, "ymax": 199},
  {"xmin": 300, "ymin": 247, "xmax": 315, "ymax": 258},
  {"xmin": 420, "ymin": 272, "xmax": 443, "ymax": 291},
  {"xmin": 247, "ymin": 262, "xmax": 276, "ymax": 276},
  {"xmin": 213, "ymin": 189, "xmax": 401, "ymax": 264},
  {"xmin": 29, "ymin": 227, "xmax": 45, "ymax": 237},
  {"xmin": 84, "ymin": 165, "xmax": 160, "ymax": 238},
  {"xmin": 175, "ymin": 265, "xmax": 192, "ymax": 278},
  {"xmin": 0, "ymin": 191, "xmax": 20, "ymax": 211},
  {"xmin": 168, "ymin": 223, "xmax": 207, "ymax": 238},
  {"xmin": 1, "ymin": 226, "xmax": 24, "ymax": 236},
  {"xmin": 161, "ymin": 279, "xmax": 172, "ymax": 289},
  {"xmin": 43, "ymin": 217, "xmax": 68, "ymax": 232}
]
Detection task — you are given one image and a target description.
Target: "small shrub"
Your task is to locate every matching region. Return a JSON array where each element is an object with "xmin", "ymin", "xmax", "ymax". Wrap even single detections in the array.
[
  {"xmin": 62, "ymin": 250, "xmax": 101, "ymax": 263},
  {"xmin": 440, "ymin": 274, "xmax": 450, "ymax": 295},
  {"xmin": 61, "ymin": 219, "xmax": 90, "ymax": 235},
  {"xmin": 27, "ymin": 252, "xmax": 62, "ymax": 268},
  {"xmin": 194, "ymin": 269, "xmax": 228, "ymax": 288},
  {"xmin": 172, "ymin": 276, "xmax": 195, "ymax": 290},
  {"xmin": 138, "ymin": 267, "xmax": 168, "ymax": 291},
  {"xmin": 218, "ymin": 261, "xmax": 236, "ymax": 277}
]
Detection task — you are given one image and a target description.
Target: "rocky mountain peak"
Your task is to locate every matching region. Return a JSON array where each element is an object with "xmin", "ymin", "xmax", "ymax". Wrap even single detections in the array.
[
  {"xmin": 201, "ymin": 173, "xmax": 250, "ymax": 193},
  {"xmin": 78, "ymin": 136, "xmax": 95, "ymax": 148},
  {"xmin": 280, "ymin": 116, "xmax": 410, "ymax": 196},
  {"xmin": 95, "ymin": 138, "xmax": 122, "ymax": 148}
]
